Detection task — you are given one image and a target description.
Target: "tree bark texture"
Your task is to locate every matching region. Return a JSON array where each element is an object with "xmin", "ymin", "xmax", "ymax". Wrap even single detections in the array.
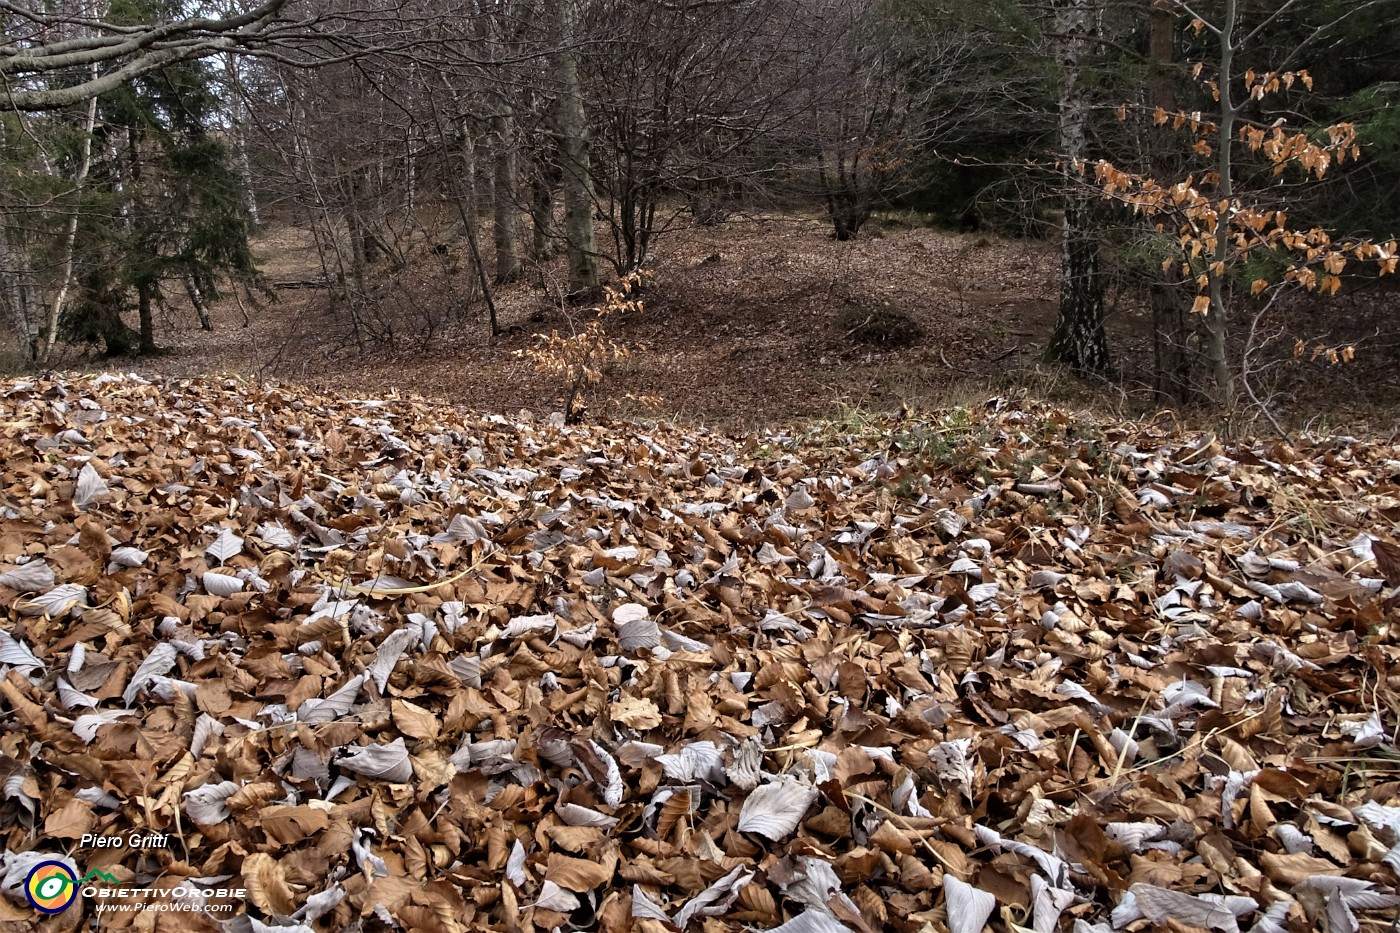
[
  {"xmin": 552, "ymin": 0, "xmax": 600, "ymax": 294},
  {"xmin": 492, "ymin": 110, "xmax": 523, "ymax": 283},
  {"xmin": 1045, "ymin": 0, "xmax": 1111, "ymax": 378}
]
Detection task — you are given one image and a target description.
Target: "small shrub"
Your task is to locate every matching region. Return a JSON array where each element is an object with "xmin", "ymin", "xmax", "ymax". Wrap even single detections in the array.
[{"xmin": 523, "ymin": 271, "xmax": 647, "ymax": 423}]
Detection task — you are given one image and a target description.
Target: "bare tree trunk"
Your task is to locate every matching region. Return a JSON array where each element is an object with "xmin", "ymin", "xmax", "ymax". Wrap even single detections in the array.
[
  {"xmin": 184, "ymin": 277, "xmax": 212, "ymax": 331},
  {"xmin": 552, "ymin": 0, "xmax": 600, "ymax": 294},
  {"xmin": 493, "ymin": 109, "xmax": 522, "ymax": 283},
  {"xmin": 292, "ymin": 103, "xmax": 356, "ymax": 315},
  {"xmin": 342, "ymin": 167, "xmax": 370, "ymax": 300},
  {"xmin": 459, "ymin": 120, "xmax": 481, "ymax": 242},
  {"xmin": 43, "ymin": 65, "xmax": 100, "ymax": 363},
  {"xmin": 1148, "ymin": 0, "xmax": 1192, "ymax": 401},
  {"xmin": 531, "ymin": 169, "xmax": 557, "ymax": 262},
  {"xmin": 1045, "ymin": 0, "xmax": 1111, "ymax": 377},
  {"xmin": 226, "ymin": 55, "xmax": 262, "ymax": 227},
  {"xmin": 0, "ymin": 226, "xmax": 40, "ymax": 363},
  {"xmin": 1204, "ymin": 0, "xmax": 1238, "ymax": 405},
  {"xmin": 403, "ymin": 126, "xmax": 417, "ymax": 222},
  {"xmin": 431, "ymin": 93, "xmax": 499, "ymax": 336},
  {"xmin": 137, "ymin": 281, "xmax": 155, "ymax": 351}
]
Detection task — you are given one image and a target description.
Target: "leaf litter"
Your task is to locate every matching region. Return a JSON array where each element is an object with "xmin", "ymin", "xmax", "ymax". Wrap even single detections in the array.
[{"xmin": 0, "ymin": 374, "xmax": 1397, "ymax": 931}]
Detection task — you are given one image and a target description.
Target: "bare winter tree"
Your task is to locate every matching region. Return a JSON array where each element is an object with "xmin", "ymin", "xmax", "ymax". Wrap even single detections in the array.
[
  {"xmin": 790, "ymin": 0, "xmax": 996, "ymax": 241},
  {"xmin": 578, "ymin": 0, "xmax": 814, "ymax": 270},
  {"xmin": 0, "ymin": 0, "xmax": 297, "ymax": 111}
]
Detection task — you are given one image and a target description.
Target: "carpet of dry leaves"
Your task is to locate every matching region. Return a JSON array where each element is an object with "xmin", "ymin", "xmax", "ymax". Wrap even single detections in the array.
[{"xmin": 1, "ymin": 373, "xmax": 1399, "ymax": 933}]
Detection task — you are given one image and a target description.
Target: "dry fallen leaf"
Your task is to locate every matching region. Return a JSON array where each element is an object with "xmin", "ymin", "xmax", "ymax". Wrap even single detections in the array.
[{"xmin": 738, "ymin": 778, "xmax": 819, "ymax": 841}]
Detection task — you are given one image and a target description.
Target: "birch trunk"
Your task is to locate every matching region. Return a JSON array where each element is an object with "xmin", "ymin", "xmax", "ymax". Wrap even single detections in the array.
[
  {"xmin": 1044, "ymin": 0, "xmax": 1111, "ymax": 377},
  {"xmin": 225, "ymin": 54, "xmax": 261, "ymax": 226},
  {"xmin": 43, "ymin": 64, "xmax": 101, "ymax": 363}
]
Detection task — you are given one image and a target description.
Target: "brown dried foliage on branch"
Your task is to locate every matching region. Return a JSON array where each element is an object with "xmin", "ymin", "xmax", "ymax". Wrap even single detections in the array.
[
  {"xmin": 0, "ymin": 375, "xmax": 1398, "ymax": 931},
  {"xmin": 523, "ymin": 271, "xmax": 648, "ymax": 425}
]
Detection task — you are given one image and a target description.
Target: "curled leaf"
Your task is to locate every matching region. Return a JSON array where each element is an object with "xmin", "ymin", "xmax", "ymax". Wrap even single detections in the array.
[
  {"xmin": 336, "ymin": 738, "xmax": 412, "ymax": 783},
  {"xmin": 944, "ymin": 875, "xmax": 996, "ymax": 933},
  {"xmin": 738, "ymin": 777, "xmax": 818, "ymax": 841}
]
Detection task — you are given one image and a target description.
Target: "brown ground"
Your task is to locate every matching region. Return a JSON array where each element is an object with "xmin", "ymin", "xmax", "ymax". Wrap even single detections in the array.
[{"xmin": 34, "ymin": 211, "xmax": 1400, "ymax": 432}]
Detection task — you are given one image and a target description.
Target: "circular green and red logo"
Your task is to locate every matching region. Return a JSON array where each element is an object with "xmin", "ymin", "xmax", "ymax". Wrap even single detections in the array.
[{"xmin": 24, "ymin": 861, "xmax": 78, "ymax": 914}]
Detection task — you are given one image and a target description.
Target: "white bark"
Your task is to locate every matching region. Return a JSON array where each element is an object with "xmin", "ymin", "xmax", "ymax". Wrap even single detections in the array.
[
  {"xmin": 43, "ymin": 58, "xmax": 102, "ymax": 363},
  {"xmin": 1046, "ymin": 0, "xmax": 1109, "ymax": 376}
]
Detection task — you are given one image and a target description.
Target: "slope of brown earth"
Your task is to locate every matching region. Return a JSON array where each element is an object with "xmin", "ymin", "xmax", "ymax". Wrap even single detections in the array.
[{"xmin": 24, "ymin": 213, "xmax": 1400, "ymax": 433}]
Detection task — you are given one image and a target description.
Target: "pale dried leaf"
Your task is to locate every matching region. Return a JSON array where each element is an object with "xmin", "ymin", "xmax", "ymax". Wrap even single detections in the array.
[
  {"xmin": 184, "ymin": 780, "xmax": 241, "ymax": 825},
  {"xmin": 16, "ymin": 583, "xmax": 87, "ymax": 617},
  {"xmin": 738, "ymin": 777, "xmax": 817, "ymax": 841},
  {"xmin": 534, "ymin": 880, "xmax": 580, "ymax": 912},
  {"xmin": 0, "ymin": 560, "xmax": 55, "ymax": 592},
  {"xmin": 122, "ymin": 642, "xmax": 178, "ymax": 704},
  {"xmin": 73, "ymin": 461, "xmax": 108, "ymax": 510},
  {"xmin": 674, "ymin": 865, "xmax": 753, "ymax": 928},
  {"xmin": 764, "ymin": 909, "xmax": 855, "ymax": 933},
  {"xmin": 945, "ymin": 874, "xmax": 997, "ymax": 933},
  {"xmin": 336, "ymin": 738, "xmax": 412, "ymax": 783},
  {"xmin": 0, "ymin": 633, "xmax": 44, "ymax": 673},
  {"xmin": 202, "ymin": 571, "xmax": 245, "ymax": 597},
  {"xmin": 1129, "ymin": 883, "xmax": 1257, "ymax": 933},
  {"xmin": 206, "ymin": 528, "xmax": 245, "ymax": 563},
  {"xmin": 365, "ymin": 626, "xmax": 417, "ymax": 693}
]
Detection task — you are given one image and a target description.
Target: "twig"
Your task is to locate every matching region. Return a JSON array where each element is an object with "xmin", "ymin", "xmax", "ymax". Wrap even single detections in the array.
[
  {"xmin": 1240, "ymin": 290, "xmax": 1289, "ymax": 438},
  {"xmin": 846, "ymin": 791, "xmax": 963, "ymax": 876}
]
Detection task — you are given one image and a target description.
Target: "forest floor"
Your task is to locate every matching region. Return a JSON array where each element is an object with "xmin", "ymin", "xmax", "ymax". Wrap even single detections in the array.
[
  {"xmin": 1, "ymin": 373, "xmax": 1398, "ymax": 932},
  {"xmin": 34, "ymin": 211, "xmax": 1400, "ymax": 435}
]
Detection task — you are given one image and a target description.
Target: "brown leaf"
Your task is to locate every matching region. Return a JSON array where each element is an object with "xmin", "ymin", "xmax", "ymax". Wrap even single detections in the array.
[
  {"xmin": 42, "ymin": 798, "xmax": 95, "ymax": 839},
  {"xmin": 391, "ymin": 698, "xmax": 441, "ymax": 741},
  {"xmin": 546, "ymin": 852, "xmax": 614, "ymax": 892},
  {"xmin": 1371, "ymin": 537, "xmax": 1400, "ymax": 586},
  {"xmin": 1259, "ymin": 851, "xmax": 1345, "ymax": 886},
  {"xmin": 608, "ymin": 696, "xmax": 662, "ymax": 730},
  {"xmin": 260, "ymin": 804, "xmax": 331, "ymax": 846},
  {"xmin": 242, "ymin": 851, "xmax": 299, "ymax": 916}
]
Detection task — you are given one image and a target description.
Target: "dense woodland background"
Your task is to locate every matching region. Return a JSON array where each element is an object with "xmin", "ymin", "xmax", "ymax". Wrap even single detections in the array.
[{"xmin": 2, "ymin": 0, "xmax": 1399, "ymax": 427}]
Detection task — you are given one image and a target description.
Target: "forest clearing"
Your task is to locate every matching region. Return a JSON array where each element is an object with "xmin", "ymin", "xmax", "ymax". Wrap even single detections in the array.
[{"xmin": 24, "ymin": 213, "xmax": 1400, "ymax": 435}]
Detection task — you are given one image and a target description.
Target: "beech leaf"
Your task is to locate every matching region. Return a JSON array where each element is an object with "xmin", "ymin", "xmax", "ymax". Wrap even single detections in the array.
[
  {"xmin": 336, "ymin": 737, "xmax": 412, "ymax": 783},
  {"xmin": 184, "ymin": 780, "xmax": 241, "ymax": 825},
  {"xmin": 738, "ymin": 777, "xmax": 818, "ymax": 841},
  {"xmin": 945, "ymin": 875, "xmax": 997, "ymax": 933},
  {"xmin": 73, "ymin": 462, "xmax": 108, "ymax": 509},
  {"xmin": 0, "ymin": 560, "xmax": 55, "ymax": 592},
  {"xmin": 206, "ymin": 528, "xmax": 245, "ymax": 563}
]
